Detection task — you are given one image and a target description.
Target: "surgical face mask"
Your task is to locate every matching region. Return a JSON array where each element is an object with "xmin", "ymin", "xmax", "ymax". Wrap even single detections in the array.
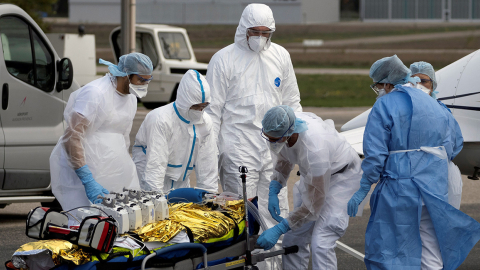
[
  {"xmin": 188, "ymin": 109, "xmax": 204, "ymax": 124},
  {"xmin": 248, "ymin": 36, "xmax": 268, "ymax": 53},
  {"xmin": 127, "ymin": 76, "xmax": 149, "ymax": 98},
  {"xmin": 269, "ymin": 141, "xmax": 286, "ymax": 154},
  {"xmin": 376, "ymin": 88, "xmax": 387, "ymax": 99},
  {"xmin": 416, "ymin": 83, "xmax": 431, "ymax": 95},
  {"xmin": 129, "ymin": 83, "xmax": 148, "ymax": 98}
]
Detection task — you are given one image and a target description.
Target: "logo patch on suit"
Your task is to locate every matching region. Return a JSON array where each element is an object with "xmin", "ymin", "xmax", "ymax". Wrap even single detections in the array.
[{"xmin": 274, "ymin": 77, "xmax": 281, "ymax": 87}]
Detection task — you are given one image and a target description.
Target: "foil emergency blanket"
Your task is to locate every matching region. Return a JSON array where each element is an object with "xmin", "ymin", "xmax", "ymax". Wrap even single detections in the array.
[
  {"xmin": 136, "ymin": 200, "xmax": 244, "ymax": 243},
  {"xmin": 12, "ymin": 240, "xmax": 91, "ymax": 267}
]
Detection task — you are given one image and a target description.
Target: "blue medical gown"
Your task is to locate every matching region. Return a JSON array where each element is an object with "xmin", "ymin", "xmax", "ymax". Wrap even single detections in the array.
[{"xmin": 362, "ymin": 85, "xmax": 480, "ymax": 270}]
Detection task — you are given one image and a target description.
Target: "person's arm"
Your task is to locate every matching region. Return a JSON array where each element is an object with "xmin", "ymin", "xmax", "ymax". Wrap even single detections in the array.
[
  {"xmin": 451, "ymin": 115, "xmax": 464, "ymax": 160},
  {"xmin": 143, "ymin": 118, "xmax": 170, "ymax": 192},
  {"xmin": 281, "ymin": 52, "xmax": 302, "ymax": 112},
  {"xmin": 62, "ymin": 112, "xmax": 91, "ymax": 169},
  {"xmin": 205, "ymin": 53, "xmax": 227, "ymax": 145},
  {"xmin": 123, "ymin": 97, "xmax": 136, "ymax": 151},
  {"xmin": 62, "ymin": 86, "xmax": 103, "ymax": 169},
  {"xmin": 195, "ymin": 121, "xmax": 219, "ymax": 192},
  {"xmin": 271, "ymin": 151, "xmax": 295, "ymax": 186},
  {"xmin": 348, "ymin": 100, "xmax": 393, "ymax": 217},
  {"xmin": 286, "ymin": 148, "xmax": 331, "ymax": 230},
  {"xmin": 361, "ymin": 101, "xmax": 392, "ymax": 185}
]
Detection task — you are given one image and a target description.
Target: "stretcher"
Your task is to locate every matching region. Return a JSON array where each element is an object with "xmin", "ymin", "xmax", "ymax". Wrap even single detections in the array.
[{"xmin": 6, "ymin": 166, "xmax": 299, "ymax": 270}]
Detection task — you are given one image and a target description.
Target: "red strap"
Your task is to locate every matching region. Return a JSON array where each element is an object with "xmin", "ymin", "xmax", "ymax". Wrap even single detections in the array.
[
  {"xmin": 96, "ymin": 222, "xmax": 109, "ymax": 250},
  {"xmin": 48, "ymin": 226, "xmax": 72, "ymax": 235}
]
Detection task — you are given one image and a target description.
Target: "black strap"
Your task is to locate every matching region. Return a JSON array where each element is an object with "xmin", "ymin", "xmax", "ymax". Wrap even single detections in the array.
[
  {"xmin": 182, "ymin": 225, "xmax": 195, "ymax": 243},
  {"xmin": 332, "ymin": 164, "xmax": 348, "ymax": 176},
  {"xmin": 222, "ymin": 212, "xmax": 240, "ymax": 241}
]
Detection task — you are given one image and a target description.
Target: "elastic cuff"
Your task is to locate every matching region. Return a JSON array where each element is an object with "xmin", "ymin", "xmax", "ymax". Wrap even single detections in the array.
[
  {"xmin": 269, "ymin": 180, "xmax": 283, "ymax": 195},
  {"xmin": 279, "ymin": 218, "xmax": 291, "ymax": 233}
]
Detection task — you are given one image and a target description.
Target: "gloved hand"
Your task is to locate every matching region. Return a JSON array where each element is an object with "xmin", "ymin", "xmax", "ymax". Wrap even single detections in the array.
[
  {"xmin": 268, "ymin": 180, "xmax": 284, "ymax": 222},
  {"xmin": 256, "ymin": 219, "xmax": 290, "ymax": 250},
  {"xmin": 75, "ymin": 165, "xmax": 109, "ymax": 204},
  {"xmin": 347, "ymin": 176, "xmax": 371, "ymax": 217}
]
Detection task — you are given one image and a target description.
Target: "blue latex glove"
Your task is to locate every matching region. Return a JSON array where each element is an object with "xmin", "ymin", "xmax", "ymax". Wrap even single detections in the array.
[
  {"xmin": 256, "ymin": 219, "xmax": 290, "ymax": 250},
  {"xmin": 347, "ymin": 176, "xmax": 372, "ymax": 217},
  {"xmin": 75, "ymin": 165, "xmax": 109, "ymax": 204},
  {"xmin": 268, "ymin": 180, "xmax": 283, "ymax": 222}
]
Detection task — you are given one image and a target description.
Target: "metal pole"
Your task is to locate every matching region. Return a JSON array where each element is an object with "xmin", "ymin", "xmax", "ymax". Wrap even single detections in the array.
[
  {"xmin": 121, "ymin": 0, "xmax": 136, "ymax": 56},
  {"xmin": 239, "ymin": 166, "xmax": 251, "ymax": 267},
  {"xmin": 121, "ymin": 0, "xmax": 129, "ymax": 55},
  {"xmin": 130, "ymin": 0, "xmax": 136, "ymax": 53}
]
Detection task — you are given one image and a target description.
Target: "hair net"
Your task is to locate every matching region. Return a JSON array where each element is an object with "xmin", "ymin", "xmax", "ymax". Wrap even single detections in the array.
[
  {"xmin": 370, "ymin": 55, "xmax": 419, "ymax": 86},
  {"xmin": 99, "ymin": 52, "xmax": 153, "ymax": 77},
  {"xmin": 262, "ymin": 105, "xmax": 308, "ymax": 138},
  {"xmin": 410, "ymin": 61, "xmax": 437, "ymax": 90}
]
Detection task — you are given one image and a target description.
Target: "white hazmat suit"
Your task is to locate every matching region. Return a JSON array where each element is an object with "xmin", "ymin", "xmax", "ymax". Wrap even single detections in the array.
[
  {"xmin": 133, "ymin": 70, "xmax": 218, "ymax": 193},
  {"xmin": 275, "ymin": 112, "xmax": 362, "ymax": 270},
  {"xmin": 205, "ymin": 3, "xmax": 302, "ymax": 231},
  {"xmin": 50, "ymin": 74, "xmax": 140, "ymax": 211}
]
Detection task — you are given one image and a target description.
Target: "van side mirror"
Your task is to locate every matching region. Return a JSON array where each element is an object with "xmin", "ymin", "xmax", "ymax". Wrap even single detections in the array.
[{"xmin": 56, "ymin": 58, "xmax": 73, "ymax": 92}]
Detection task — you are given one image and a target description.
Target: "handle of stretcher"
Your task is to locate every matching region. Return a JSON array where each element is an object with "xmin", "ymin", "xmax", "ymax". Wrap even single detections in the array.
[{"xmin": 141, "ymin": 243, "xmax": 208, "ymax": 270}]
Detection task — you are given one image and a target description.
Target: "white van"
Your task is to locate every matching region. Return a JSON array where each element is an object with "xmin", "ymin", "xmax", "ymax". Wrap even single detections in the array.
[
  {"xmin": 110, "ymin": 24, "xmax": 209, "ymax": 109},
  {"xmin": 0, "ymin": 4, "xmax": 76, "ymax": 208}
]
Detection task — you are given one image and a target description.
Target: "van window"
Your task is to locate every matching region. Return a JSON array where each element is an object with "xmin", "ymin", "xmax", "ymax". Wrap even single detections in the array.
[
  {"xmin": 135, "ymin": 33, "xmax": 158, "ymax": 68},
  {"xmin": 113, "ymin": 32, "xmax": 159, "ymax": 69},
  {"xmin": 0, "ymin": 16, "xmax": 55, "ymax": 92},
  {"xmin": 158, "ymin": 32, "xmax": 191, "ymax": 60},
  {"xmin": 32, "ymin": 30, "xmax": 55, "ymax": 91}
]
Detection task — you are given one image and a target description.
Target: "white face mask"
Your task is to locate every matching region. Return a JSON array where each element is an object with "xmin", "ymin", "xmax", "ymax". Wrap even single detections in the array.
[
  {"xmin": 376, "ymin": 88, "xmax": 387, "ymax": 99},
  {"xmin": 129, "ymin": 83, "xmax": 148, "ymax": 98},
  {"xmin": 248, "ymin": 36, "xmax": 268, "ymax": 53},
  {"xmin": 269, "ymin": 141, "xmax": 286, "ymax": 154},
  {"xmin": 188, "ymin": 109, "xmax": 204, "ymax": 124},
  {"xmin": 416, "ymin": 84, "xmax": 431, "ymax": 95}
]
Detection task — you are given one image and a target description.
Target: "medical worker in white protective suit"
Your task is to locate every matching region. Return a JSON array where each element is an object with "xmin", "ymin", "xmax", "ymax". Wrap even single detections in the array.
[
  {"xmin": 205, "ymin": 3, "xmax": 302, "ymax": 232},
  {"xmin": 132, "ymin": 70, "xmax": 218, "ymax": 193},
  {"xmin": 50, "ymin": 53, "xmax": 153, "ymax": 211},
  {"xmin": 256, "ymin": 105, "xmax": 362, "ymax": 270},
  {"xmin": 410, "ymin": 61, "xmax": 463, "ymax": 210}
]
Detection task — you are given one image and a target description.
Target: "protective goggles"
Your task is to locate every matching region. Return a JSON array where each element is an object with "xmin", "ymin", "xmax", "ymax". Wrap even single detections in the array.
[
  {"xmin": 247, "ymin": 28, "xmax": 274, "ymax": 38},
  {"xmin": 420, "ymin": 79, "xmax": 432, "ymax": 84},
  {"xmin": 190, "ymin": 103, "xmax": 210, "ymax": 110},
  {"xmin": 370, "ymin": 75, "xmax": 388, "ymax": 95},
  {"xmin": 261, "ymin": 122, "xmax": 294, "ymax": 143},
  {"xmin": 135, "ymin": 74, "xmax": 153, "ymax": 84}
]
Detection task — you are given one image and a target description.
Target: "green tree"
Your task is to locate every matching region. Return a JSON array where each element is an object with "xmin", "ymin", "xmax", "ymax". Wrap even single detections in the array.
[{"xmin": 3, "ymin": 0, "xmax": 57, "ymax": 32}]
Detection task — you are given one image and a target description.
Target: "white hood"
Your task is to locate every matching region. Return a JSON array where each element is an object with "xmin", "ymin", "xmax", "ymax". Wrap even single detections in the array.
[
  {"xmin": 175, "ymin": 69, "xmax": 211, "ymax": 124},
  {"xmin": 234, "ymin": 4, "xmax": 276, "ymax": 52}
]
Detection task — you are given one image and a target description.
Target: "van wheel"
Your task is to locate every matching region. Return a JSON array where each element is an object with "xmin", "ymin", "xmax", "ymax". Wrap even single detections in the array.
[
  {"xmin": 41, "ymin": 199, "xmax": 62, "ymax": 211},
  {"xmin": 143, "ymin": 102, "xmax": 167, "ymax": 110}
]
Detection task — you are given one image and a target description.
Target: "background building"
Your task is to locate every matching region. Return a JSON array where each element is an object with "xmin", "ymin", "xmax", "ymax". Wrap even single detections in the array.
[
  {"xmin": 361, "ymin": 0, "xmax": 480, "ymax": 21},
  {"xmin": 69, "ymin": 0, "xmax": 340, "ymax": 25}
]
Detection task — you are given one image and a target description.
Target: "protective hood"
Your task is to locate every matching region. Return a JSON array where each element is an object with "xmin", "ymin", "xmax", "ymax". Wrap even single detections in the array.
[
  {"xmin": 234, "ymin": 4, "xmax": 276, "ymax": 52},
  {"xmin": 174, "ymin": 69, "xmax": 211, "ymax": 124}
]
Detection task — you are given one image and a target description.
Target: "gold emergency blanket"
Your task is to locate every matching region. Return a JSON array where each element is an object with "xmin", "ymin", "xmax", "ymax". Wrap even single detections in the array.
[
  {"xmin": 136, "ymin": 200, "xmax": 245, "ymax": 243},
  {"xmin": 14, "ymin": 240, "xmax": 91, "ymax": 265}
]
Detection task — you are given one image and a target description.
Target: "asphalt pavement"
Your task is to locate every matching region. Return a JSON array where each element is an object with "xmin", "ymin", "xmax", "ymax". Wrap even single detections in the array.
[{"xmin": 2, "ymin": 106, "xmax": 480, "ymax": 269}]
